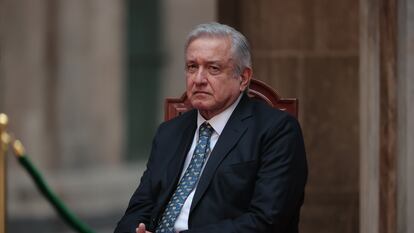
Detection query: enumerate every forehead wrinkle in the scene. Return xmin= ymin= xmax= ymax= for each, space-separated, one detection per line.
xmin=186 ymin=50 xmax=233 ymax=63
xmin=186 ymin=37 xmax=231 ymax=57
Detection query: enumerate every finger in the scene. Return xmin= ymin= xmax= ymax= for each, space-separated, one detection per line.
xmin=136 ymin=223 xmax=146 ymax=233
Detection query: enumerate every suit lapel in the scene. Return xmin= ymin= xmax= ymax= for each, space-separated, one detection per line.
xmin=190 ymin=95 xmax=253 ymax=213
xmin=165 ymin=122 xmax=196 ymax=183
xmin=159 ymin=111 xmax=197 ymax=209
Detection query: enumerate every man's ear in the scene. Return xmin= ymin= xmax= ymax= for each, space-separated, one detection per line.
xmin=239 ymin=67 xmax=252 ymax=92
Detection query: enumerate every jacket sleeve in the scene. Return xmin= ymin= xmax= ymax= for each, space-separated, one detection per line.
xmin=114 ymin=128 xmax=161 ymax=233
xmin=182 ymin=115 xmax=308 ymax=233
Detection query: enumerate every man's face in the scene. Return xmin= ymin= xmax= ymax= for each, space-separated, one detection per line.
xmin=185 ymin=37 xmax=251 ymax=120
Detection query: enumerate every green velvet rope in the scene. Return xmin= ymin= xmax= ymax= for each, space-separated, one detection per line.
xmin=17 ymin=154 xmax=96 ymax=233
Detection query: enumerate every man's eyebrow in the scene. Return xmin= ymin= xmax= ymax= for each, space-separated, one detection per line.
xmin=185 ymin=59 xmax=230 ymax=65
xmin=206 ymin=61 xmax=221 ymax=65
xmin=206 ymin=60 xmax=227 ymax=65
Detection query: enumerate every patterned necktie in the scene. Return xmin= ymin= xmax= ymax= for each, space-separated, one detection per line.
xmin=156 ymin=122 xmax=214 ymax=233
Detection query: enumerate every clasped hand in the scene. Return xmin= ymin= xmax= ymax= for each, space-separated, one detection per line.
xmin=136 ymin=223 xmax=152 ymax=233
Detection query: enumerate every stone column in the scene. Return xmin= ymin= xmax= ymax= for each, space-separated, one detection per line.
xmin=359 ymin=0 xmax=380 ymax=231
xmin=0 ymin=0 xmax=124 ymax=169
xmin=1 ymin=1 xmax=127 ymax=231
xmin=0 ymin=0 xmax=52 ymax=168
xmin=55 ymin=0 xmax=124 ymax=169
xmin=360 ymin=0 xmax=406 ymax=233
xmin=397 ymin=0 xmax=414 ymax=232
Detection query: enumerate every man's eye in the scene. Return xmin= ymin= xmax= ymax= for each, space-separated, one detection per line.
xmin=209 ymin=66 xmax=220 ymax=74
xmin=186 ymin=64 xmax=198 ymax=73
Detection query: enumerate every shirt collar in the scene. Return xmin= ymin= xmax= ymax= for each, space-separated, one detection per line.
xmin=197 ymin=94 xmax=243 ymax=135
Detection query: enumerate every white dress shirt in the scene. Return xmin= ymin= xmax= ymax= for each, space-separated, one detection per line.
xmin=173 ymin=94 xmax=243 ymax=232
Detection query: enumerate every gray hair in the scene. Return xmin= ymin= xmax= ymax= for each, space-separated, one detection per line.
xmin=185 ymin=22 xmax=252 ymax=76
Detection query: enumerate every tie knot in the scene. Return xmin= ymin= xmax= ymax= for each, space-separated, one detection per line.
xmin=199 ymin=122 xmax=214 ymax=137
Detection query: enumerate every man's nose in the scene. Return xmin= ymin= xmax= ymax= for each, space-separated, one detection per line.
xmin=194 ymin=68 xmax=208 ymax=83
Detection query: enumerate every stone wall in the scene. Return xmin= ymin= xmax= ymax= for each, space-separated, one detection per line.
xmin=219 ymin=0 xmax=360 ymax=232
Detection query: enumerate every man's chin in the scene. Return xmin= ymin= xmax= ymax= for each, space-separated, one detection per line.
xmin=190 ymin=101 xmax=211 ymax=111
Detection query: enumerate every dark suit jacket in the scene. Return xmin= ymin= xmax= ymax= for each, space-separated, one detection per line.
xmin=115 ymin=94 xmax=308 ymax=233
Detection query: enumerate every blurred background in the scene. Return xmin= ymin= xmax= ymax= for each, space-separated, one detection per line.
xmin=0 ymin=0 xmax=413 ymax=233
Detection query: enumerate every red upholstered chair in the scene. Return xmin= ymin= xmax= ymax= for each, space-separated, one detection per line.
xmin=164 ymin=78 xmax=298 ymax=121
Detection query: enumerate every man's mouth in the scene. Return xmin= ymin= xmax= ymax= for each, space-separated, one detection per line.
xmin=193 ymin=91 xmax=210 ymax=95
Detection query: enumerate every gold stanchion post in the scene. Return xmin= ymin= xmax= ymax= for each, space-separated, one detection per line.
xmin=0 ymin=113 xmax=10 ymax=233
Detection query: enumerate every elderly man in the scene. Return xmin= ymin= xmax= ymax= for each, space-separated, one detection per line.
xmin=115 ymin=22 xmax=307 ymax=233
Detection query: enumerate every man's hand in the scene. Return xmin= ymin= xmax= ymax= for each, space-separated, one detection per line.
xmin=136 ymin=223 xmax=152 ymax=233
